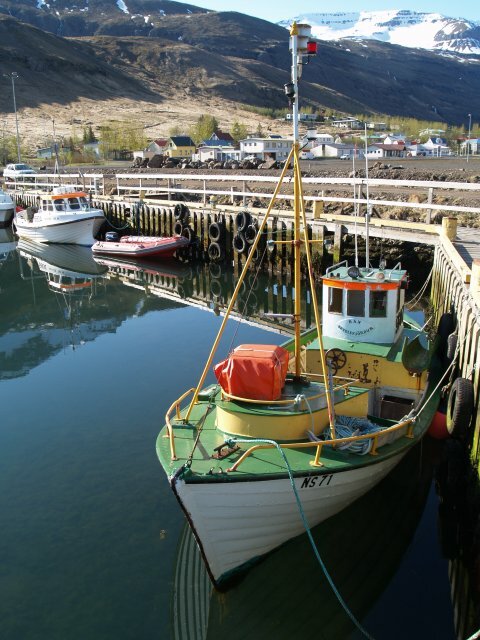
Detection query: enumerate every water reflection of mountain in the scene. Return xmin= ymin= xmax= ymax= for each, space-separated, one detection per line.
xmin=0 ymin=243 xmax=183 ymax=380
xmin=171 ymin=443 xmax=444 ymax=640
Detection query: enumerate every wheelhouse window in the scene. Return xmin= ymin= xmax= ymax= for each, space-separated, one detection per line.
xmin=68 ymin=198 xmax=80 ymax=210
xmin=347 ymin=290 xmax=365 ymax=317
xmin=328 ymin=287 xmax=343 ymax=314
xmin=54 ymin=199 xmax=65 ymax=211
xmin=370 ymin=291 xmax=387 ymax=318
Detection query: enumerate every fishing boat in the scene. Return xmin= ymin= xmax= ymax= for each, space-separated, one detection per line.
xmin=92 ymin=233 xmax=189 ymax=259
xmin=156 ymin=23 xmax=448 ymax=589
xmin=0 ymin=188 xmax=15 ymax=227
xmin=13 ymin=186 xmax=105 ymax=246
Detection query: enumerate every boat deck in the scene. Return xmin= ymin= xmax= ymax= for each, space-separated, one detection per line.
xmin=156 ymin=379 xmax=438 ymax=482
xmin=307 ymin=327 xmax=425 ymax=363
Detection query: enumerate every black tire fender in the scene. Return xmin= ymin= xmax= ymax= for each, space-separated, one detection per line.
xmin=244 ymin=222 xmax=258 ymax=244
xmin=437 ymin=312 xmax=454 ymax=340
xmin=446 ymin=333 xmax=458 ymax=362
xmin=446 ymin=377 xmax=474 ymax=439
xmin=233 ymin=233 xmax=247 ymax=254
xmin=182 ymin=226 xmax=195 ymax=243
xmin=208 ymin=241 xmax=224 ymax=262
xmin=210 ymin=279 xmax=222 ymax=298
xmin=173 ymin=220 xmax=183 ymax=236
xmin=208 ymin=221 xmax=224 ymax=242
xmin=235 ymin=210 xmax=251 ymax=232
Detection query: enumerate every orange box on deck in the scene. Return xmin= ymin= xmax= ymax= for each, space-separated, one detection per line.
xmin=214 ymin=344 xmax=289 ymax=401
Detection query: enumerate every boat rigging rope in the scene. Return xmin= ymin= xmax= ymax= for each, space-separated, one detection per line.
xmin=406 ymin=268 xmax=433 ymax=309
xmin=225 ymin=435 xmax=376 ymax=640
xmin=227 ymin=241 xmax=270 ymax=354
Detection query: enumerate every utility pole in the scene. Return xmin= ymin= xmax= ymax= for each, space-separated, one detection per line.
xmin=467 ymin=113 xmax=472 ymax=163
xmin=3 ymin=72 xmax=21 ymax=162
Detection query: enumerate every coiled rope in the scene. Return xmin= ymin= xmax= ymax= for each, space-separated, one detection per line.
xmin=226 ymin=435 xmax=376 ymax=640
xmin=308 ymin=415 xmax=384 ymax=455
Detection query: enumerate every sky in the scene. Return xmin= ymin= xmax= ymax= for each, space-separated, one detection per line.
xmin=188 ymin=1 xmax=479 ymax=23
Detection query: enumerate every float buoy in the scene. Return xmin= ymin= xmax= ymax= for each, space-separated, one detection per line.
xmin=446 ymin=377 xmax=474 ymax=439
xmin=428 ymin=399 xmax=448 ymax=440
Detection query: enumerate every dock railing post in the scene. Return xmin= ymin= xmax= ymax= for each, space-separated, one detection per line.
xmin=442 ymin=216 xmax=458 ymax=240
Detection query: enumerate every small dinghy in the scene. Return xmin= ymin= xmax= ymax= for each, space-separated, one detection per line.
xmin=92 ymin=232 xmax=190 ymax=259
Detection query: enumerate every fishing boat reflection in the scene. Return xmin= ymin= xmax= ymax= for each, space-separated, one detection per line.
xmin=171 ymin=442 xmax=438 ymax=640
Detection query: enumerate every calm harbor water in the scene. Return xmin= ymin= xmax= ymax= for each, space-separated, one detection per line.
xmin=0 ymin=238 xmax=470 ymax=639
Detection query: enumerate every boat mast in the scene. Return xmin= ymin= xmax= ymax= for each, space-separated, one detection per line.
xmin=364 ymin=124 xmax=370 ymax=268
xmin=291 ymin=23 xmax=302 ymax=377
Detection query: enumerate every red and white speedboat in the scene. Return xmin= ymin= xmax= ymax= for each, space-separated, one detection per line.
xmin=92 ymin=234 xmax=189 ymax=259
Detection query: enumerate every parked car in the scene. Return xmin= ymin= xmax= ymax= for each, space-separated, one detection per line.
xmin=3 ymin=163 xmax=36 ymax=181
xmin=339 ymin=154 xmax=351 ymax=160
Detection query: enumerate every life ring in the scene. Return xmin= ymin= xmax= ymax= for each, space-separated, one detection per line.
xmin=208 ymin=221 xmax=224 ymax=242
xmin=446 ymin=377 xmax=474 ymax=439
xmin=208 ymin=241 xmax=224 ymax=262
xmin=233 ymin=233 xmax=247 ymax=254
xmin=173 ymin=220 xmax=183 ymax=236
xmin=325 ymin=348 xmax=347 ymax=375
xmin=244 ymin=222 xmax=258 ymax=245
xmin=235 ymin=210 xmax=251 ymax=232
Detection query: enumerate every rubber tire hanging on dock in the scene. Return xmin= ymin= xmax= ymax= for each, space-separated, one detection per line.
xmin=244 ymin=222 xmax=258 ymax=245
xmin=233 ymin=233 xmax=247 ymax=254
xmin=208 ymin=221 xmax=224 ymax=242
xmin=446 ymin=334 xmax=458 ymax=362
xmin=174 ymin=203 xmax=189 ymax=222
xmin=173 ymin=220 xmax=183 ymax=236
xmin=182 ymin=226 xmax=195 ymax=243
xmin=437 ymin=313 xmax=455 ymax=340
xmin=208 ymin=241 xmax=224 ymax=262
xmin=235 ymin=210 xmax=251 ymax=232
xmin=446 ymin=377 xmax=474 ymax=439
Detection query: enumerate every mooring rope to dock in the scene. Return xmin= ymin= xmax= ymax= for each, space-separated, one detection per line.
xmin=226 ymin=435 xmax=376 ymax=640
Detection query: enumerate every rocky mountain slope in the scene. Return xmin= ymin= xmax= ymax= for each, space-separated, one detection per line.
xmin=279 ymin=10 xmax=480 ymax=56
xmin=0 ymin=3 xmax=479 ymax=147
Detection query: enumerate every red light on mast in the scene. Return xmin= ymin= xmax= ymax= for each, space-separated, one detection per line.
xmin=307 ymin=41 xmax=317 ymax=55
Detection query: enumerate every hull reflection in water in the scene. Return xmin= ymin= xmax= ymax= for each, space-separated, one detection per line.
xmin=0 ymin=226 xmax=16 ymax=264
xmin=171 ymin=442 xmax=446 ymax=640
xmin=18 ymin=238 xmax=107 ymax=279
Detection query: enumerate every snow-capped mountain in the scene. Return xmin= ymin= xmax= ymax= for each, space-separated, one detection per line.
xmin=279 ymin=10 xmax=480 ymax=55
